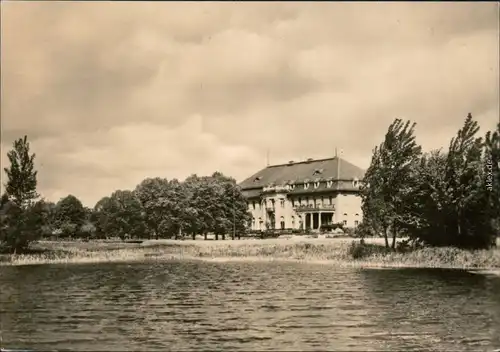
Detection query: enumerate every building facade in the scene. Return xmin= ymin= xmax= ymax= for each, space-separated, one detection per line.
xmin=239 ymin=157 xmax=365 ymax=231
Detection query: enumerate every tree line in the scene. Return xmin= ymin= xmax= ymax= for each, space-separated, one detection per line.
xmin=360 ymin=114 xmax=500 ymax=250
xmin=0 ymin=136 xmax=251 ymax=253
xmin=1 ymin=113 xmax=499 ymax=253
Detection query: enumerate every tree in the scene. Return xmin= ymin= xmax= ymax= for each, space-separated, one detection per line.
xmin=134 ymin=172 xmax=251 ymax=241
xmin=402 ymin=114 xmax=496 ymax=249
xmin=33 ymin=199 xmax=57 ymax=238
xmin=361 ymin=119 xmax=422 ymax=249
xmin=484 ymin=122 xmax=500 ymax=241
xmin=402 ymin=150 xmax=450 ymax=246
xmin=3 ymin=136 xmax=39 ymax=207
xmin=183 ymin=175 xmax=206 ymax=239
xmin=208 ymin=172 xmax=251 ymax=240
xmin=134 ymin=178 xmax=181 ymax=239
xmin=1 ymin=136 xmax=42 ymax=252
xmin=360 ymin=146 xmax=391 ymax=246
xmin=93 ymin=190 xmax=146 ymax=240
xmin=157 ymin=179 xmax=192 ymax=239
xmin=92 ymin=196 xmax=113 ymax=239
xmin=53 ymin=195 xmax=87 ymax=238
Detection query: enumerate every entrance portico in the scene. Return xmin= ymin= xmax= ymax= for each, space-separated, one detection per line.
xmin=296 ymin=205 xmax=335 ymax=231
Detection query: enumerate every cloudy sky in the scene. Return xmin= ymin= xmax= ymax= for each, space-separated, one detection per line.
xmin=1 ymin=2 xmax=499 ymax=207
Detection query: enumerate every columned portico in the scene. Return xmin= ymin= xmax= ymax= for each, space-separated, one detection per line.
xmin=303 ymin=210 xmax=334 ymax=230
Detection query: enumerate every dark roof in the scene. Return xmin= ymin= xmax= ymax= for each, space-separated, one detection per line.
xmin=239 ymin=157 xmax=365 ymax=190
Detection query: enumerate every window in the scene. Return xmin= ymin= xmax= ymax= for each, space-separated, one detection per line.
xmin=290 ymin=184 xmax=295 ymax=190
xmin=280 ymin=199 xmax=285 ymax=208
xmin=291 ymin=216 xmax=295 ymax=228
xmin=354 ymin=220 xmax=359 ymax=227
xmin=252 ymin=201 xmax=256 ymax=210
xmin=304 ymin=182 xmax=310 ymax=190
xmin=258 ymin=217 xmax=263 ymax=229
xmin=314 ymin=182 xmax=319 ymax=188
xmin=252 ymin=218 xmax=256 ymax=228
xmin=298 ymin=197 xmax=302 ymax=205
xmin=321 ymin=196 xmax=324 ymax=205
xmin=343 ymin=220 xmax=347 ymax=226
xmin=280 ymin=216 xmax=285 ymax=230
xmin=254 ymin=176 xmax=262 ymax=182
xmin=327 ymin=180 xmax=333 ymax=188
xmin=292 ymin=199 xmax=295 ymax=207
xmin=353 ymin=178 xmax=359 ymax=188
xmin=329 ymin=196 xmax=333 ymax=205
xmin=343 ymin=213 xmax=348 ymax=216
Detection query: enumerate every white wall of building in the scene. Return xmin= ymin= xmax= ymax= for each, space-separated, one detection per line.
xmin=247 ymin=192 xmax=362 ymax=230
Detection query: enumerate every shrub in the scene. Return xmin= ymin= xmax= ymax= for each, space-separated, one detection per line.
xmin=348 ymin=241 xmax=367 ymax=259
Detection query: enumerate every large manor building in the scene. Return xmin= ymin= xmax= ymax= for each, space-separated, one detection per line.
xmin=239 ymin=157 xmax=365 ymax=231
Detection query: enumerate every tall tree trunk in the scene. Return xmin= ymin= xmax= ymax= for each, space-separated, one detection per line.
xmin=222 ymin=233 xmax=226 ymax=240
xmin=192 ymin=232 xmax=196 ymax=240
xmin=383 ymin=227 xmax=389 ymax=248
xmin=204 ymin=232 xmax=207 ymax=240
xmin=215 ymin=233 xmax=219 ymax=241
xmin=391 ymin=222 xmax=397 ymax=250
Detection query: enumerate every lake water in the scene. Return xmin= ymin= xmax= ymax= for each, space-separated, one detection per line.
xmin=1 ymin=260 xmax=500 ymax=351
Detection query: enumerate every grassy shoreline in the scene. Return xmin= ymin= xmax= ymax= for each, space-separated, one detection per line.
xmin=1 ymin=237 xmax=499 ymax=271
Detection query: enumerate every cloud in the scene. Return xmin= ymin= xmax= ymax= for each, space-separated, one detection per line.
xmin=1 ymin=2 xmax=498 ymax=206
xmin=7 ymin=116 xmax=261 ymax=206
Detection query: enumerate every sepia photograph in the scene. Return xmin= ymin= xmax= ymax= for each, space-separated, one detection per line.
xmin=1 ymin=1 xmax=499 ymax=351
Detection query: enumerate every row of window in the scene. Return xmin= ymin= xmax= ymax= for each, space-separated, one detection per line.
xmin=284 ymin=180 xmax=360 ymax=191
xmin=291 ymin=196 xmax=333 ymax=207
xmin=249 ymin=196 xmax=335 ymax=210
xmin=255 ymin=178 xmax=360 ymax=190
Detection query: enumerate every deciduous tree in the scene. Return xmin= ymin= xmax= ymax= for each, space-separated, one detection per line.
xmin=361 ymin=119 xmax=422 ymax=249
xmin=94 ymin=190 xmax=146 ymax=240
xmin=134 ymin=178 xmax=180 ymax=239
xmin=53 ymin=195 xmax=87 ymax=238
xmin=401 ymin=114 xmax=496 ymax=249
xmin=484 ymin=122 xmax=500 ymax=241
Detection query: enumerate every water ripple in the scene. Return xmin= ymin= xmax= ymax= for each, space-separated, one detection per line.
xmin=1 ymin=261 xmax=499 ymax=351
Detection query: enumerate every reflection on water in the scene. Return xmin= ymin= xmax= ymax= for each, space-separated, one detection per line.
xmin=1 ymin=261 xmax=499 ymax=351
